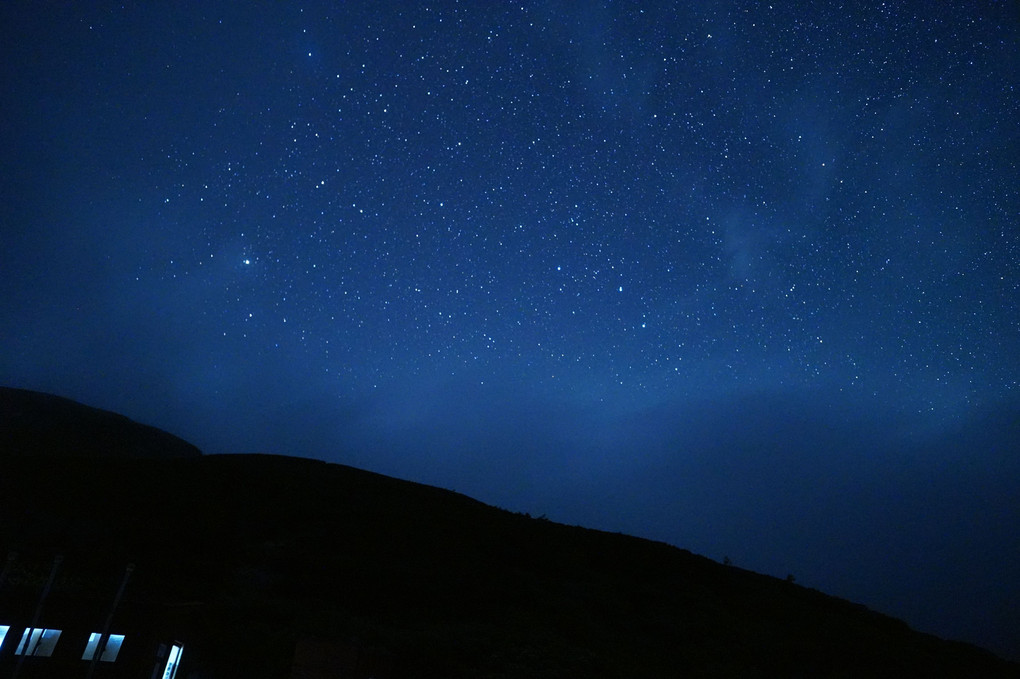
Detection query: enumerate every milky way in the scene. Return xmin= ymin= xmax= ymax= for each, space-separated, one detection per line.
xmin=1 ymin=1 xmax=1017 ymax=659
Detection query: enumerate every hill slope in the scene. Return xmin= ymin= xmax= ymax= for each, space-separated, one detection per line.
xmin=0 ymin=386 xmax=202 ymax=459
xmin=0 ymin=388 xmax=1016 ymax=677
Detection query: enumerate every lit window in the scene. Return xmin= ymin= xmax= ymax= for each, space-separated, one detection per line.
xmin=82 ymin=633 xmax=125 ymax=662
xmin=161 ymin=643 xmax=184 ymax=679
xmin=0 ymin=625 xmax=9 ymax=650
xmin=15 ymin=628 xmax=62 ymax=657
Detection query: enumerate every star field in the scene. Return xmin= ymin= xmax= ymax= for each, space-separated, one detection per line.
xmin=1 ymin=0 xmax=1018 ymax=660
xmin=134 ymin=3 xmax=1015 ymax=409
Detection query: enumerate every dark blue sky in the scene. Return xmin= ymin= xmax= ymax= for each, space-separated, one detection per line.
xmin=2 ymin=0 xmax=1018 ymax=660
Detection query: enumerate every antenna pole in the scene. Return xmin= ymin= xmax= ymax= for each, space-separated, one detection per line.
xmin=86 ymin=563 xmax=134 ymax=679
xmin=12 ymin=554 xmax=62 ymax=679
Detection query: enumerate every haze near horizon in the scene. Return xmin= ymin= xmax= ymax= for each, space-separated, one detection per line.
xmin=1 ymin=0 xmax=1017 ymax=661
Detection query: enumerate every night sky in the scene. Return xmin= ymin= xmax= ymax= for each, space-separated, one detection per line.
xmin=2 ymin=0 xmax=1018 ymax=660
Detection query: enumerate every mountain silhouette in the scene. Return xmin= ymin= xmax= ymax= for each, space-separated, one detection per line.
xmin=0 ymin=386 xmax=202 ymax=460
xmin=0 ymin=387 xmax=1016 ymax=677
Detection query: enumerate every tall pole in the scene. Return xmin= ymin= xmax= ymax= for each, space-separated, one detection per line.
xmin=12 ymin=553 xmax=62 ymax=679
xmin=85 ymin=563 xmax=134 ymax=678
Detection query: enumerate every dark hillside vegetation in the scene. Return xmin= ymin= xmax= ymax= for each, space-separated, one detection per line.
xmin=0 ymin=388 xmax=1017 ymax=677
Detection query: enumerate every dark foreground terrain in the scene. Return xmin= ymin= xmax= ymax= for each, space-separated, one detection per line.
xmin=1 ymin=387 xmax=1017 ymax=677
